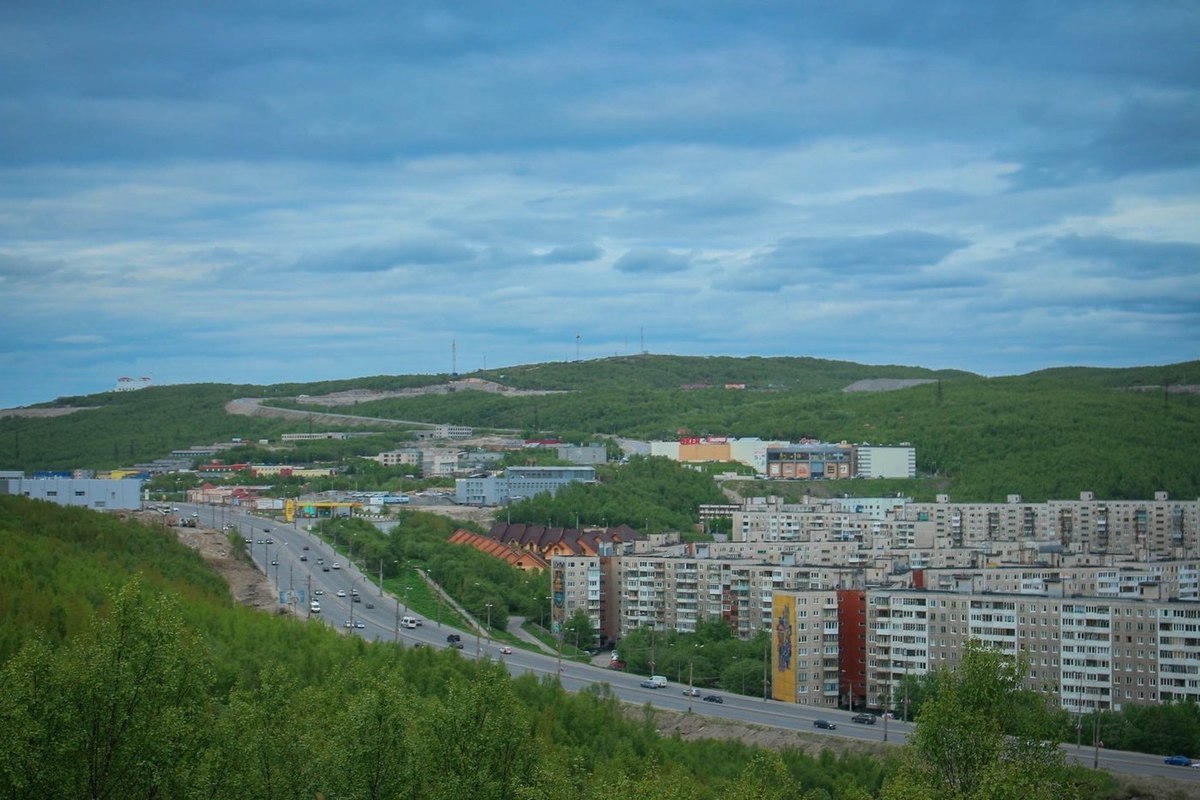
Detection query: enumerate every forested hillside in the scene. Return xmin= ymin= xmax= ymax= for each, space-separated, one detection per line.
xmin=3 ymin=355 xmax=1198 ymax=501
xmin=0 ymin=496 xmax=903 ymax=800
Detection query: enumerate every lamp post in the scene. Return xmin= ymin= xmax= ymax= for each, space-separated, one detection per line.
xmin=762 ymin=626 xmax=770 ymax=702
xmin=378 ymin=558 xmax=385 ymax=596
xmin=486 ymin=602 xmax=493 ymax=646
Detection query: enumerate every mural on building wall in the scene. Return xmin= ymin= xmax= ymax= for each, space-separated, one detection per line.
xmin=772 ymin=595 xmax=796 ymax=702
xmin=552 ymin=565 xmax=565 ymax=633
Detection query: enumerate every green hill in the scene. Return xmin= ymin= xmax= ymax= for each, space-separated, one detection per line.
xmin=0 ymin=495 xmax=898 ymax=800
xmin=2 ymin=355 xmax=1198 ymax=501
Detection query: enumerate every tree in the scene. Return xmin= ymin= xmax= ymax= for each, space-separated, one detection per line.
xmin=0 ymin=580 xmax=214 ymax=800
xmin=562 ymin=608 xmax=597 ymax=651
xmin=881 ymin=642 xmax=1100 ymax=800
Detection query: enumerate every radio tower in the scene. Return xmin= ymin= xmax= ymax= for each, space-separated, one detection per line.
xmin=452 ymin=339 xmax=458 ymax=377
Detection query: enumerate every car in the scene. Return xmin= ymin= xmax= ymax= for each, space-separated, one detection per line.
xmin=313 ymin=589 xmax=323 ymax=596
xmin=448 ymin=641 xmax=464 ymax=649
xmin=256 ymin=539 xmax=265 ymax=544
xmin=1164 ymin=755 xmax=1192 ymax=766
xmin=608 ymin=660 xmax=626 ymax=670
xmin=322 ymin=566 xmax=330 ymax=572
xmin=353 ymin=595 xmax=361 ymax=603
xmin=500 ymin=645 xmax=513 ymax=655
xmin=640 ymin=680 xmax=662 ymax=689
xmin=270 ymin=559 xmax=279 ymax=566
xmin=703 ymin=695 xmax=723 ymax=704
xmin=446 ymin=634 xmax=461 ymax=643
xmin=300 ymin=555 xmax=308 ymax=562
xmin=344 ymin=620 xmax=353 ymax=628
xmin=351 ymin=589 xmax=359 ymax=596
xmin=813 ymin=719 xmax=837 ymax=730
xmin=302 ymin=545 xmax=309 ymax=550
xmin=316 ymin=558 xmax=324 ymax=564
xmin=336 ymin=589 xmax=347 ymax=597
xmin=331 ymin=562 xmax=341 ymax=570
xmin=354 ymin=620 xmax=365 ymax=629
xmin=244 ymin=538 xmax=252 ymax=544
xmin=682 ymin=687 xmax=701 ymax=697
xmin=365 ymin=602 xmax=374 ymax=609
xmin=851 ymin=713 xmax=876 ymax=725
xmin=265 ymin=538 xmax=273 ymax=544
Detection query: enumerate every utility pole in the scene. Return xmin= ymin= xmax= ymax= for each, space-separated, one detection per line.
xmin=378 ymin=558 xmax=384 ymax=596
xmin=394 ymin=596 xmax=400 ymax=643
xmin=486 ymin=603 xmax=493 ymax=646
xmin=762 ymin=630 xmax=769 ymax=702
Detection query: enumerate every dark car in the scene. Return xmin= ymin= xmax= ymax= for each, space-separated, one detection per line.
xmin=447 ymin=633 xmax=461 ymax=643
xmin=851 ymin=713 xmax=876 ymax=725
xmin=703 ymin=695 xmax=723 ymax=704
xmin=300 ymin=555 xmax=307 ymax=562
xmin=448 ymin=641 xmax=464 ymax=650
xmin=1164 ymin=755 xmax=1192 ymax=766
xmin=813 ymin=719 xmax=837 ymax=730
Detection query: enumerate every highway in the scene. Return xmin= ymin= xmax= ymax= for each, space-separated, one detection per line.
xmin=179 ymin=502 xmax=1199 ymax=784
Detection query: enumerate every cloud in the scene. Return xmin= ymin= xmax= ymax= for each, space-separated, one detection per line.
xmin=53 ymin=334 xmax=109 ymax=345
xmin=755 ymin=231 xmax=969 ymax=278
xmin=0 ymin=3 xmax=1197 ymax=407
xmin=294 ymin=240 xmax=477 ymax=273
xmin=613 ymin=248 xmax=694 ymax=274
xmin=539 ymin=242 xmax=603 ymax=263
xmin=1049 ymin=234 xmax=1200 ymax=278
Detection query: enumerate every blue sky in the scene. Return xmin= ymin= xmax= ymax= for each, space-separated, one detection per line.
xmin=2 ymin=1 xmax=1198 ymax=408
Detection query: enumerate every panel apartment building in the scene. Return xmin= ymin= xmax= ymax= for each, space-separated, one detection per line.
xmin=764 ymin=586 xmax=1200 ymax=713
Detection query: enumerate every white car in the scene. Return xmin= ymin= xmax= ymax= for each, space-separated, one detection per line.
xmin=500 ymin=645 xmax=513 ymax=655
xmin=331 ymin=562 xmax=341 ymax=570
xmin=336 ymin=589 xmax=347 ymax=597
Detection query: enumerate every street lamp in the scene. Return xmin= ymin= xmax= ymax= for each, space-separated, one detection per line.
xmin=486 ymin=602 xmax=493 ymax=646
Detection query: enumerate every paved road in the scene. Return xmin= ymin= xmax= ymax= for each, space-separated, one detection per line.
xmin=180 ymin=502 xmax=1200 ymax=784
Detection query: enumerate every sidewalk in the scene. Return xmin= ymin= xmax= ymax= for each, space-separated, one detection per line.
xmin=507 ymin=615 xmax=558 ymax=655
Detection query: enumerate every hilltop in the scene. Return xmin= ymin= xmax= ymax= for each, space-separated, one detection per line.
xmin=1 ymin=354 xmax=1198 ymax=502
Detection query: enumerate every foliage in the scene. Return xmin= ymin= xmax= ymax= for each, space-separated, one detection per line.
xmin=881 ymin=643 xmax=1111 ymax=800
xmin=0 ymin=498 xmax=891 ymax=800
xmin=1087 ymin=701 xmax=1200 ymax=760
xmin=616 ymin=624 xmax=772 ymax=696
xmin=562 ymin=608 xmax=599 ymax=650
xmin=507 ymin=455 xmax=729 ymax=532
xmin=5 ymin=357 xmax=1199 ymax=503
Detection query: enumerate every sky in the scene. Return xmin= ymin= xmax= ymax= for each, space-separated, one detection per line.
xmin=1 ymin=1 xmax=1198 ymax=408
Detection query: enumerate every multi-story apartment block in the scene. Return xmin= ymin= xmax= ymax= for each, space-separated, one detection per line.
xmin=370 ymin=448 xmax=423 ymax=468
xmin=551 ymin=555 xmax=605 ymax=642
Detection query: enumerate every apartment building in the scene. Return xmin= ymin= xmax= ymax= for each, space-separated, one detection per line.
xmin=550 ymin=555 xmax=605 ymax=641
xmin=904 ymin=491 xmax=1199 ymax=557
xmin=370 ymin=448 xmax=423 ymax=468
